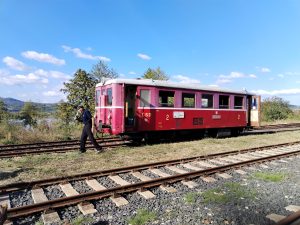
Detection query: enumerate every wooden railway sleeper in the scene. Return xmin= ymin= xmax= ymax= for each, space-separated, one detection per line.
xmin=276 ymin=210 xmax=300 ymax=225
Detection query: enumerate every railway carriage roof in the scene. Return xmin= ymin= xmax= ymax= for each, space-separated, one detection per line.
xmin=96 ymin=78 xmax=254 ymax=95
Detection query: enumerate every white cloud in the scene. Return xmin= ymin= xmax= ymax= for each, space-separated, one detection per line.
xmin=3 ymin=56 xmax=29 ymax=71
xmin=260 ymin=67 xmax=271 ymax=73
xmin=216 ymin=71 xmax=256 ymax=84
xmin=0 ymin=68 xmax=70 ymax=86
xmin=0 ymin=69 xmax=10 ymax=77
xmin=22 ymin=51 xmax=65 ymax=65
xmin=208 ymin=84 xmax=219 ymax=87
xmin=216 ymin=78 xmax=232 ymax=84
xmin=278 ymin=74 xmax=284 ymax=78
xmin=49 ymin=71 xmax=71 ymax=79
xmin=35 ymin=69 xmax=71 ymax=80
xmin=252 ymin=88 xmax=300 ymax=95
xmin=0 ymin=72 xmax=49 ymax=85
xmin=173 ymin=75 xmax=201 ymax=84
xmin=129 ymin=71 xmax=137 ymax=75
xmin=62 ymin=45 xmax=110 ymax=62
xmin=42 ymin=85 xmax=67 ymax=101
xmin=219 ymin=72 xmax=245 ymax=79
xmin=137 ymin=53 xmax=151 ymax=60
xmin=43 ymin=91 xmax=61 ymax=97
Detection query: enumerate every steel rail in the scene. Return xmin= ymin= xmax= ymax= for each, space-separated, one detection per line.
xmin=254 ymin=123 xmax=300 ymax=130
xmin=0 ymin=137 xmax=120 ymax=150
xmin=0 ymin=140 xmax=131 ymax=158
xmin=242 ymin=127 xmax=300 ymax=136
xmin=0 ymin=138 xmax=123 ymax=153
xmin=1 ymin=141 xmax=300 ymax=194
xmin=5 ymin=148 xmax=300 ymax=219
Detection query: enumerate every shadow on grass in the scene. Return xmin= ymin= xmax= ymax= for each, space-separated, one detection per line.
xmin=92 ymin=221 xmax=109 ymax=225
xmin=0 ymin=168 xmax=29 ymax=181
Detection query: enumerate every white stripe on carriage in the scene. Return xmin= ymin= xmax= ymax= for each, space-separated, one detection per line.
xmin=95 ymin=106 xmax=124 ymax=109
xmin=95 ymin=106 xmax=246 ymax=111
xmin=137 ymin=107 xmax=246 ymax=111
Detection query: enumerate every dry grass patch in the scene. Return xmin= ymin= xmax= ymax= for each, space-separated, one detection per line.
xmin=1 ymin=130 xmax=300 ymax=185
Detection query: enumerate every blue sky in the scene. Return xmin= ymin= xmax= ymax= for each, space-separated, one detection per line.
xmin=1 ymin=0 xmax=300 ymax=104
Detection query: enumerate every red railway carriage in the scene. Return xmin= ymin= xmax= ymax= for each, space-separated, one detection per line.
xmin=94 ymin=79 xmax=260 ymax=139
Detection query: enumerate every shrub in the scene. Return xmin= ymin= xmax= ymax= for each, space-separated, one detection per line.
xmin=261 ymin=97 xmax=293 ymax=121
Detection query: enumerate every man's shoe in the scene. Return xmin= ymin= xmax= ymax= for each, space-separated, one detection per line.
xmin=95 ymin=148 xmax=103 ymax=153
xmin=80 ymin=150 xmax=86 ymax=153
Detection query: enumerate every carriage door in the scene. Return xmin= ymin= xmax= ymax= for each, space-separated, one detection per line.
xmin=248 ymin=95 xmax=261 ymax=127
xmin=125 ymin=85 xmax=137 ymax=129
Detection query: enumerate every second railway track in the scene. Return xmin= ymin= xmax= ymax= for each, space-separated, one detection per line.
xmin=1 ymin=122 xmax=300 ymax=159
xmin=0 ymin=137 xmax=131 ymax=158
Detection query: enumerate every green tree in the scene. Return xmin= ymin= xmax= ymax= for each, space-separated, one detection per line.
xmin=261 ymin=96 xmax=293 ymax=121
xmin=0 ymin=100 xmax=8 ymax=122
xmin=19 ymin=102 xmax=38 ymax=126
xmin=55 ymin=101 xmax=74 ymax=126
xmin=61 ymin=69 xmax=96 ymax=110
xmin=142 ymin=67 xmax=169 ymax=80
xmin=90 ymin=60 xmax=118 ymax=83
xmin=55 ymin=101 xmax=75 ymax=138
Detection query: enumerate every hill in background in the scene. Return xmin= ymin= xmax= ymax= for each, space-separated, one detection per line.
xmin=0 ymin=97 xmax=57 ymax=112
xmin=289 ymin=104 xmax=300 ymax=110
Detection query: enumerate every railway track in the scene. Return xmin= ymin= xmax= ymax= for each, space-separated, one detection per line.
xmin=0 ymin=141 xmax=299 ymax=224
xmin=0 ymin=122 xmax=300 ymax=159
xmin=253 ymin=122 xmax=300 ymax=130
xmin=0 ymin=137 xmax=131 ymax=158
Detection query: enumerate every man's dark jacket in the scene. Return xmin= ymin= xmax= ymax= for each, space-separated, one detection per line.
xmin=82 ymin=109 xmax=92 ymax=125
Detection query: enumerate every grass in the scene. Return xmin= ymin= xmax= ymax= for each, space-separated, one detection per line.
xmin=127 ymin=209 xmax=157 ymax=225
xmin=183 ymin=192 xmax=201 ymax=204
xmin=1 ymin=130 xmax=300 ymax=186
xmin=0 ymin=121 xmax=82 ymax=145
xmin=71 ymin=216 xmax=94 ymax=225
xmin=252 ymin=171 xmax=287 ymax=182
xmin=35 ymin=221 xmax=43 ymax=225
xmin=201 ymin=182 xmax=256 ymax=204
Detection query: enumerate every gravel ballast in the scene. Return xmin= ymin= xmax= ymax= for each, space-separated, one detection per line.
xmin=11 ymin=154 xmax=300 ymax=225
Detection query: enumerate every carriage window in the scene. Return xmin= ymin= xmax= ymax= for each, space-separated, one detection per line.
xmin=234 ymin=96 xmax=243 ymax=109
xmin=201 ymin=94 xmax=213 ymax=108
xmin=182 ymin=93 xmax=195 ymax=108
xmin=140 ymin=90 xmax=150 ymax=107
xmin=106 ymin=88 xmax=112 ymax=106
xmin=219 ymin=95 xmax=229 ymax=109
xmin=159 ymin=90 xmax=174 ymax=107
xmin=95 ymin=90 xmax=101 ymax=107
xmin=252 ymin=97 xmax=257 ymax=109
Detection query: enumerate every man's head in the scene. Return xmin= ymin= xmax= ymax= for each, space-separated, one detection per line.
xmin=78 ymin=105 xmax=84 ymax=113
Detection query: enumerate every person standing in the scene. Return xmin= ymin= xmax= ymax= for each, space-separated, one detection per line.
xmin=77 ymin=105 xmax=103 ymax=153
